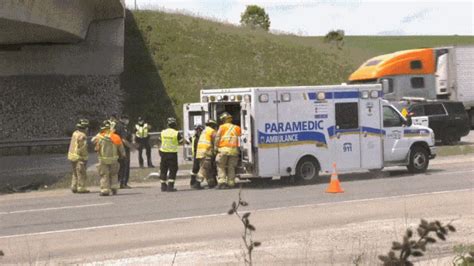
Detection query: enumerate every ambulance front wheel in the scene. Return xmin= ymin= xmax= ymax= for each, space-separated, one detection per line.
xmin=407 ymin=146 xmax=429 ymax=174
xmin=295 ymin=156 xmax=320 ymax=183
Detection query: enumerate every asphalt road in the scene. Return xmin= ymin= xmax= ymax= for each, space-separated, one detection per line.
xmin=1 ymin=130 xmax=473 ymax=192
xmin=0 ymin=159 xmax=472 ymax=264
xmin=0 ymin=146 xmax=190 ymax=192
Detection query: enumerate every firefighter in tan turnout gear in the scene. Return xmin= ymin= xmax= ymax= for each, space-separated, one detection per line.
xmin=93 ymin=120 xmax=126 ymax=196
xmin=214 ymin=112 xmax=241 ymax=189
xmin=196 ymin=119 xmax=218 ymax=189
xmin=68 ymin=119 xmax=90 ymax=193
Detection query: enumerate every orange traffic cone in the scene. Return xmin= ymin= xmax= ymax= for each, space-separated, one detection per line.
xmin=326 ymin=163 xmax=344 ymax=193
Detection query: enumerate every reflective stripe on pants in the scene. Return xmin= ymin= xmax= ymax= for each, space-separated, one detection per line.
xmin=216 ymin=154 xmax=239 ymax=186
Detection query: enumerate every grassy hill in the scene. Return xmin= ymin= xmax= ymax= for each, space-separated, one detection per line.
xmin=121 ymin=10 xmax=474 ymax=129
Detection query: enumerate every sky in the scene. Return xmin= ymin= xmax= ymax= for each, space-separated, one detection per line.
xmin=124 ymin=0 xmax=474 ymax=36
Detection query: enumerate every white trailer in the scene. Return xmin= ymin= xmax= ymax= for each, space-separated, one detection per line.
xmin=446 ymin=46 xmax=474 ymax=116
xmin=183 ymin=84 xmax=436 ymax=181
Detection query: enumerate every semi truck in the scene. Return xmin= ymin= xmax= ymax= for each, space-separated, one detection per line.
xmin=348 ymin=46 xmax=474 ymax=126
xmin=182 ymin=84 xmax=436 ymax=182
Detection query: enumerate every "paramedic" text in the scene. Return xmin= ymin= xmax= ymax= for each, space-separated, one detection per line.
xmin=264 ymin=120 xmax=324 ymax=133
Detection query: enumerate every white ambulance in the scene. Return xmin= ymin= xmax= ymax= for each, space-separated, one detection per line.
xmin=183 ymin=84 xmax=436 ymax=182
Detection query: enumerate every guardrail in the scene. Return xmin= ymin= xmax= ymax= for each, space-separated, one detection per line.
xmin=0 ymin=132 xmax=164 ymax=155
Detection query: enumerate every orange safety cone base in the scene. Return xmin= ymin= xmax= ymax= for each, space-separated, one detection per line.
xmin=326 ymin=162 xmax=344 ymax=193
xmin=326 ymin=178 xmax=344 ymax=193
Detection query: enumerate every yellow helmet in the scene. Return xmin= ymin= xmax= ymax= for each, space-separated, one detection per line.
xmin=219 ymin=112 xmax=232 ymax=122
xmin=76 ymin=118 xmax=89 ymax=129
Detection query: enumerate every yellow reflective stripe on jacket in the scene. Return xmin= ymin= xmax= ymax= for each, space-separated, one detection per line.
xmin=68 ymin=130 xmax=88 ymax=161
xmin=98 ymin=133 xmax=119 ymax=164
xmin=160 ymin=128 xmax=179 ymax=153
xmin=196 ymin=126 xmax=215 ymax=159
xmin=218 ymin=124 xmax=240 ymax=148
xmin=135 ymin=124 xmax=149 ymax=138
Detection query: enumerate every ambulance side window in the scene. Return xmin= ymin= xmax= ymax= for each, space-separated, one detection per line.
xmin=383 ymin=106 xmax=403 ymax=127
xmin=335 ymin=102 xmax=358 ymax=129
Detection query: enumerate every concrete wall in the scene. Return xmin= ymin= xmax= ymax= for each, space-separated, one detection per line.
xmin=0 ymin=2 xmax=125 ymax=141
xmin=0 ymin=18 xmax=124 ymax=75
xmin=0 ymin=0 xmax=125 ymax=44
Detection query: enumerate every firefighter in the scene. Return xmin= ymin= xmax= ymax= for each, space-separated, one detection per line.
xmin=196 ymin=119 xmax=218 ymax=189
xmin=93 ymin=120 xmax=126 ymax=196
xmin=159 ymin=117 xmax=183 ymax=192
xmin=214 ymin=112 xmax=241 ymax=189
xmin=189 ymin=124 xmax=204 ymax=189
xmin=133 ymin=117 xmax=154 ymax=168
xmin=68 ymin=118 xmax=90 ymax=193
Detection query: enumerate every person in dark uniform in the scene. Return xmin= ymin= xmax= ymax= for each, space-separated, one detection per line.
xmin=189 ymin=124 xmax=204 ymax=189
xmin=115 ymin=114 xmax=133 ymax=189
xmin=133 ymin=117 xmax=154 ymax=168
xmin=159 ymin=117 xmax=183 ymax=192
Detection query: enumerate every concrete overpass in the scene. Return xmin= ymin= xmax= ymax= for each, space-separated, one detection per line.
xmin=0 ymin=0 xmax=125 ymax=140
xmin=0 ymin=0 xmax=125 ymax=44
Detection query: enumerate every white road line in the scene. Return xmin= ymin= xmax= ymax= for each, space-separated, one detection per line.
xmin=0 ymin=203 xmax=113 ymax=215
xmin=0 ymin=188 xmax=471 ymax=240
xmin=256 ymin=188 xmax=473 ymax=213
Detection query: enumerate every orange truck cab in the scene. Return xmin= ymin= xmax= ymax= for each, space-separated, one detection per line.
xmin=349 ymin=46 xmax=474 ymax=127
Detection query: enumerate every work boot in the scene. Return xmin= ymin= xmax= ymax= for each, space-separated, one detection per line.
xmin=167 ymin=182 xmax=177 ymax=192
xmin=148 ymin=163 xmax=155 ymax=168
xmin=120 ymin=183 xmax=125 ymax=189
xmin=122 ymin=184 xmax=132 ymax=189
xmin=100 ymin=191 xmax=110 ymax=196
xmin=161 ymin=183 xmax=168 ymax=192
xmin=77 ymin=188 xmax=90 ymax=193
xmin=207 ymin=178 xmax=217 ymax=189
xmin=71 ymin=187 xmax=78 ymax=193
xmin=111 ymin=188 xmax=118 ymax=195
xmin=190 ymin=175 xmax=197 ymax=188
xmin=191 ymin=181 xmax=202 ymax=190
xmin=216 ymin=183 xmax=227 ymax=190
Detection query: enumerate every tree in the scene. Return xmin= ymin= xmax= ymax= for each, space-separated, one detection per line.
xmin=324 ymin=29 xmax=345 ymax=49
xmin=240 ymin=5 xmax=270 ymax=31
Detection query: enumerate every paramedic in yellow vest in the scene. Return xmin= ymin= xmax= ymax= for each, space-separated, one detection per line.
xmin=93 ymin=120 xmax=126 ymax=196
xmin=133 ymin=117 xmax=154 ymax=168
xmin=196 ymin=119 xmax=218 ymax=189
xmin=68 ymin=118 xmax=90 ymax=193
xmin=159 ymin=117 xmax=183 ymax=192
xmin=214 ymin=112 xmax=241 ymax=189
xmin=189 ymin=124 xmax=204 ymax=189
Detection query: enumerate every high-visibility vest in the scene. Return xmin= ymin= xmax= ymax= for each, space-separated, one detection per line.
xmin=216 ymin=123 xmax=241 ymax=155
xmin=96 ymin=132 xmax=122 ymax=164
xmin=196 ymin=126 xmax=216 ymax=159
xmin=135 ymin=123 xmax=149 ymax=138
xmin=160 ymin=128 xmax=179 ymax=153
xmin=68 ymin=130 xmax=88 ymax=161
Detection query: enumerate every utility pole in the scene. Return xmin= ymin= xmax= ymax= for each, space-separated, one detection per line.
xmin=134 ymin=0 xmax=137 ymax=10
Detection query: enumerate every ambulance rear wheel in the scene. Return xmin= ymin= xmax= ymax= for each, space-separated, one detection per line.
xmin=407 ymin=146 xmax=429 ymax=174
xmin=295 ymin=156 xmax=320 ymax=183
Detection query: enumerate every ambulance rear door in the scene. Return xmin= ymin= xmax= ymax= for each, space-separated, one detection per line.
xmin=183 ymin=103 xmax=209 ymax=161
xmin=240 ymin=101 xmax=253 ymax=166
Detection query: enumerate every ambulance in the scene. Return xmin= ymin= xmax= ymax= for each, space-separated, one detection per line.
xmin=183 ymin=84 xmax=436 ymax=182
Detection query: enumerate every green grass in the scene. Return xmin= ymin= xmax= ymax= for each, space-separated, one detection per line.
xmin=437 ymin=145 xmax=474 ymax=156
xmin=122 ymin=10 xmax=474 ymax=128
